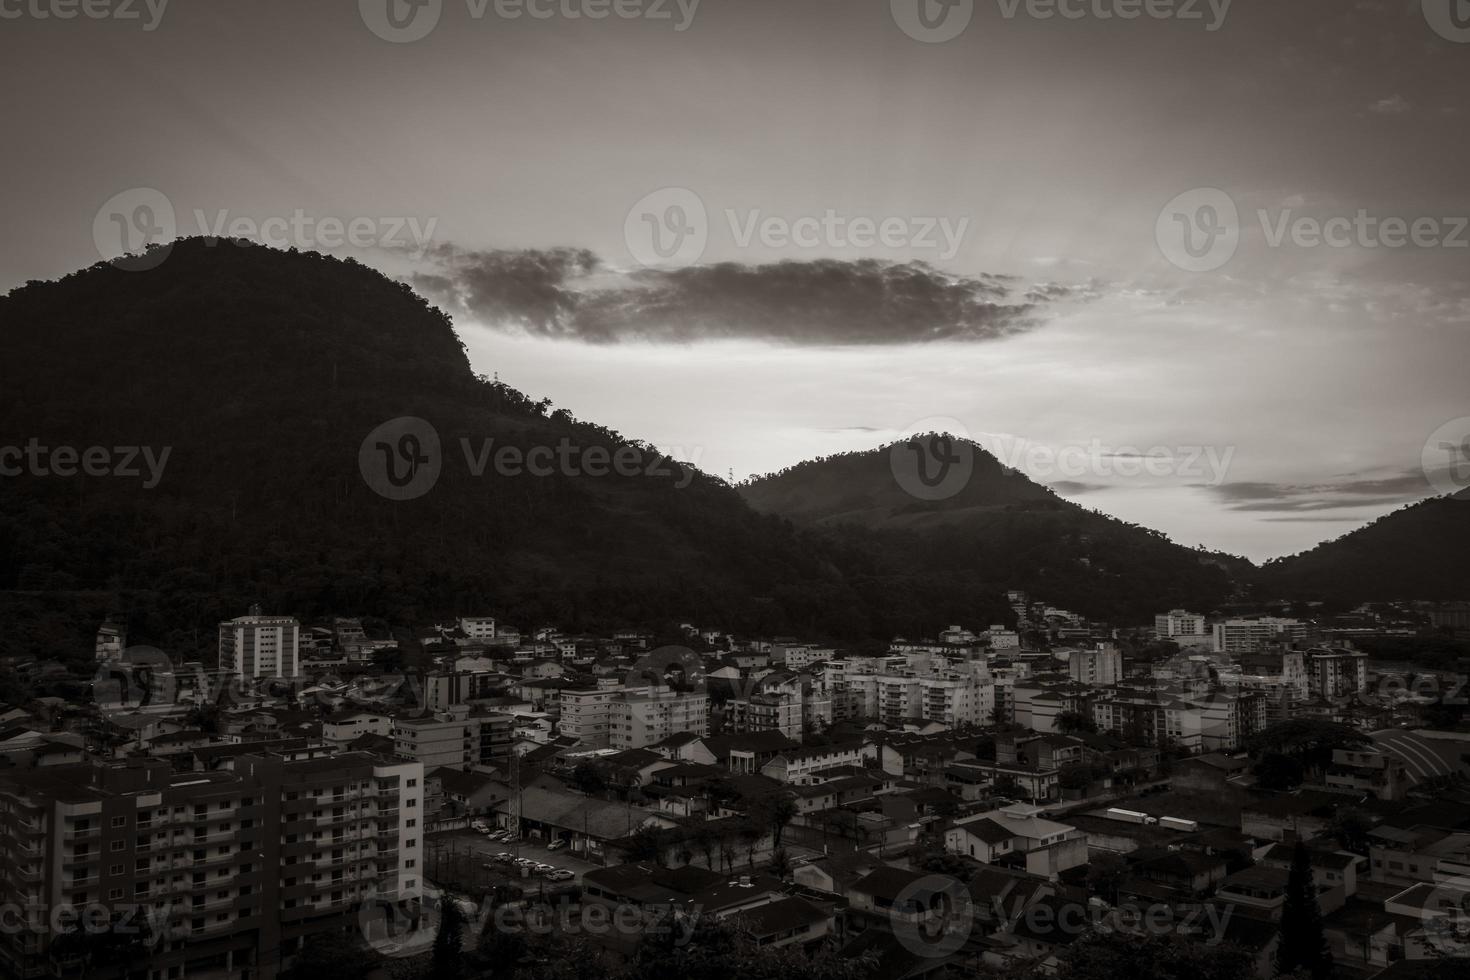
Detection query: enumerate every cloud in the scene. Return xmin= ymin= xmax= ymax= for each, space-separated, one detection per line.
xmin=1048 ymin=480 xmax=1107 ymax=495
xmin=1369 ymin=95 xmax=1411 ymax=115
xmin=1198 ymin=470 xmax=1434 ymax=512
xmin=407 ymin=245 xmax=1088 ymax=346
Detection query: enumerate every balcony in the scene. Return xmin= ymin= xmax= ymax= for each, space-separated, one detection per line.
xmin=63 ymin=827 xmax=100 ymax=841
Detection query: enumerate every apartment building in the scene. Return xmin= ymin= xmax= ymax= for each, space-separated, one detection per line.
xmin=392 ymin=708 xmax=512 ymax=771
xmin=0 ymin=752 xmax=421 ymax=980
xmin=727 ymin=691 xmax=803 ymax=740
xmin=1091 ymin=691 xmax=1205 ymax=752
xmin=557 ymin=688 xmax=624 ymax=748
xmin=985 ymin=626 xmax=1020 ymax=650
xmin=218 ymin=606 xmax=299 ymax=679
xmin=1369 ymin=825 xmax=1470 ymax=889
xmin=423 ymin=670 xmax=503 ymax=713
xmin=609 ymin=688 xmax=709 ymax=751
xmin=1155 ymin=609 xmax=1207 ymax=639
xmin=1307 ymin=648 xmax=1370 ymax=699
xmin=1213 ymin=618 xmax=1307 ymax=654
xmin=1313 ymin=747 xmax=1410 ymax=801
xmin=1193 ymin=691 xmax=1268 ymax=752
xmin=457 ymin=616 xmax=497 ymax=640
xmin=1237 ymin=649 xmax=1310 ymax=721
xmin=759 ymin=740 xmax=867 ymax=785
xmin=824 ymin=658 xmax=993 ymax=729
xmin=1066 ymin=646 xmax=1122 ymax=687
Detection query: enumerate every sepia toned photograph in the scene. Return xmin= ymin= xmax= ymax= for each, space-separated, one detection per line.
xmin=0 ymin=2 xmax=1468 ymax=979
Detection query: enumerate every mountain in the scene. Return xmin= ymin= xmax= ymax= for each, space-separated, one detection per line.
xmin=0 ymin=240 xmax=1248 ymax=664
xmin=0 ymin=240 xmax=891 ymax=661
xmin=1256 ymin=492 xmax=1470 ymax=603
xmin=739 ymin=444 xmax=1248 ymax=623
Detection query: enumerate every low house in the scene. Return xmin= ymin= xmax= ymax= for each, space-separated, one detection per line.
xmin=944 ymin=804 xmax=1088 ymax=879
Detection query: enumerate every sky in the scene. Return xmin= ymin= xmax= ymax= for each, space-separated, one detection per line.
xmin=3 ymin=0 xmax=1468 ymax=562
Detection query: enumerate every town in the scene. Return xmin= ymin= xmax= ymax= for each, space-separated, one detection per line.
xmin=1 ymin=596 xmax=1466 ymax=980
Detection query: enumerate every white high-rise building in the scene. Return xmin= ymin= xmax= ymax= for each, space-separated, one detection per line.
xmin=1155 ymin=609 xmax=1207 ymax=638
xmin=1067 ymin=645 xmax=1122 ymax=686
xmin=1213 ymin=617 xmax=1306 ymax=654
xmin=218 ymin=605 xmax=300 ymax=678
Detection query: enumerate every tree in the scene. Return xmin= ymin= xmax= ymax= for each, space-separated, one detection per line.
xmin=571 ymin=761 xmax=608 ymax=797
xmin=624 ymin=825 xmax=666 ymax=864
xmin=1056 ymin=931 xmax=1255 ymax=980
xmin=1084 ymin=851 xmax=1127 ymax=905
xmin=1326 ymin=806 xmax=1374 ymax=854
xmin=768 ymin=846 xmax=792 ymax=879
xmin=1059 ymin=764 xmax=1103 ymax=793
xmin=1254 ymin=752 xmax=1305 ymax=791
xmin=1275 ymin=841 xmax=1334 ymax=980
xmin=1058 ymin=711 xmax=1099 ymax=735
xmin=283 ymin=929 xmax=378 ymax=980
xmin=739 ymin=820 xmax=763 ymax=868
xmin=763 ymin=796 xmax=798 ymax=848
xmin=1249 ymin=720 xmax=1370 ymax=776
xmin=432 ymin=899 xmax=466 ymax=980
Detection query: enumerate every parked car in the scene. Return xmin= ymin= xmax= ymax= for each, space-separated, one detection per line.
xmin=513 ymin=858 xmax=536 ymax=868
xmin=470 ymin=821 xmax=490 ymax=834
xmin=494 ymin=852 xmax=515 ymax=863
xmin=546 ymin=839 xmax=568 ymax=851
xmin=546 ymin=870 xmax=575 ymax=882
xmin=533 ymin=863 xmax=556 ymax=875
